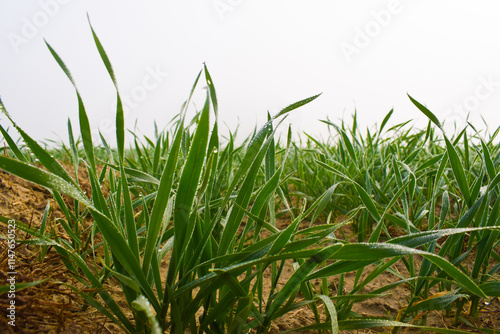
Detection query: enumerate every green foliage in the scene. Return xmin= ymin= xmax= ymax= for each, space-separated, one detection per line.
xmin=0 ymin=24 xmax=499 ymax=334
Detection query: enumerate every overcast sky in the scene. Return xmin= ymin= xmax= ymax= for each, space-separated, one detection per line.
xmin=1 ymin=0 xmax=500 ymax=146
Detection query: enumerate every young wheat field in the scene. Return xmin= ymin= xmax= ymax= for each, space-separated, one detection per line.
xmin=1 ymin=22 xmax=500 ymax=334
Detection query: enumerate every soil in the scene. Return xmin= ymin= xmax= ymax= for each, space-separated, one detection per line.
xmin=0 ymin=167 xmax=499 ymax=333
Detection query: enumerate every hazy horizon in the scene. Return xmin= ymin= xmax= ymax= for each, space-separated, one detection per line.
xmin=2 ymin=1 xmax=500 ymax=147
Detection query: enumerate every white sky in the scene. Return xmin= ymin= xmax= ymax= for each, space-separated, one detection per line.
xmin=1 ymin=0 xmax=500 ymax=146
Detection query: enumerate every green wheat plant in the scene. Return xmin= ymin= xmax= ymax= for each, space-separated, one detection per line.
xmin=0 ymin=19 xmax=499 ymax=334
xmin=282 ymin=96 xmax=500 ymax=331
